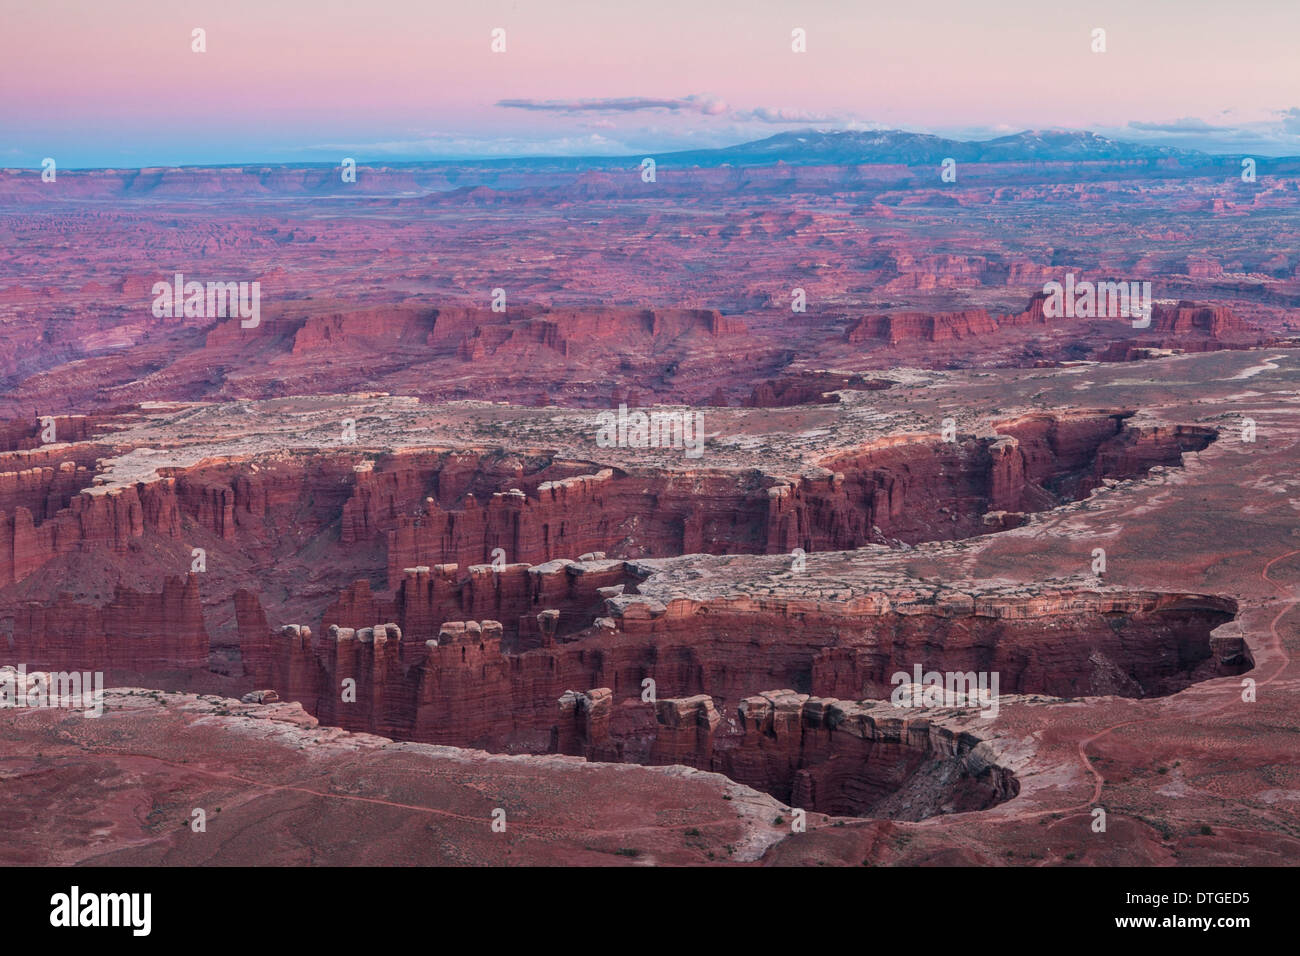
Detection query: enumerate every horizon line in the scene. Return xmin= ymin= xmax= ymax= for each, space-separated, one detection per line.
xmin=7 ymin=126 xmax=1300 ymax=173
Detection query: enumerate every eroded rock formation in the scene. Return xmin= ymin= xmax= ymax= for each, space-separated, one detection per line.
xmin=7 ymin=573 xmax=209 ymax=671
xmin=555 ymin=687 xmax=1020 ymax=820
xmin=234 ymin=575 xmax=1244 ymax=756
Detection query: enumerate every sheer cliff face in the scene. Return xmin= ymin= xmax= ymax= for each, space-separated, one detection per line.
xmin=10 ymin=574 xmax=209 ymax=671
xmin=2 ymin=295 xmax=1264 ymax=418
xmin=556 ymin=689 xmax=1021 ymax=820
xmin=843 ymin=301 xmax=1255 ymax=351
xmin=234 ymin=580 xmax=1243 ymax=758
xmin=1 ymin=408 xmax=1216 ymax=677
xmin=0 ymin=373 xmax=1274 ymax=842
xmin=0 ymin=393 xmax=1246 ymax=828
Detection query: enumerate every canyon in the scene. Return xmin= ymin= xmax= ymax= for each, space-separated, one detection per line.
xmin=2 ymin=146 xmax=1299 ymax=866
xmin=3 ymin=153 xmax=1296 ymax=416
xmin=0 ymin=385 xmax=1259 ymax=828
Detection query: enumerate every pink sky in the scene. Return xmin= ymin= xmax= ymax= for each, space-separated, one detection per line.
xmin=4 ymin=0 xmax=1298 ymax=165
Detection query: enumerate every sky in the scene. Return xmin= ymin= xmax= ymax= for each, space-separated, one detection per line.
xmin=3 ymin=0 xmax=1299 ymax=167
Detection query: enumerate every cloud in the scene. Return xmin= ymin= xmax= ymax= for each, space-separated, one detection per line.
xmin=495 ymin=96 xmax=863 ymax=127
xmin=1128 ymin=117 xmax=1223 ymax=133
xmin=1104 ymin=114 xmax=1300 ymax=156
xmin=737 ymin=106 xmax=846 ymax=125
xmin=301 ymin=131 xmax=637 ymax=159
xmin=494 ymin=95 xmax=886 ymax=145
xmin=497 ymin=95 xmax=728 ymax=116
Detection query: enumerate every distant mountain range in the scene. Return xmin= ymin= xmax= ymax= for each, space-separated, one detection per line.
xmin=656 ymin=128 xmax=1218 ymax=167
xmin=4 ymin=128 xmax=1284 ymax=182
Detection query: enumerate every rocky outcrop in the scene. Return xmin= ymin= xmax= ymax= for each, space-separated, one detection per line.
xmin=381 ymin=466 xmax=773 ymax=580
xmin=996 ymin=412 xmax=1215 ymax=501
xmin=767 ymin=411 xmax=1214 ymax=549
xmin=0 ymin=404 xmax=1223 ymax=695
xmin=331 ymin=411 xmax=1219 ymax=584
xmin=552 ymin=687 xmax=614 ymax=757
xmin=290 ymin=306 xmax=438 ymax=355
xmin=0 ymin=452 xmax=103 ymax=522
xmin=743 ymin=372 xmax=893 ymax=407
xmin=1090 ymin=302 xmax=1266 ymax=362
xmin=0 ymin=417 xmax=106 ymax=452
xmin=555 ymin=688 xmax=1019 ymax=819
xmin=845 ymin=297 xmax=1262 ymax=358
xmin=236 ymin=578 xmax=1242 ymax=756
xmin=308 ymin=558 xmax=629 ymax=655
xmin=8 ymin=573 xmax=209 ymax=671
xmin=0 ymin=406 xmax=1206 ymax=593
xmin=0 ymin=482 xmax=182 ymax=587
xmin=1148 ymin=301 xmax=1250 ymax=336
xmin=848 ymin=310 xmax=1002 ymax=344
